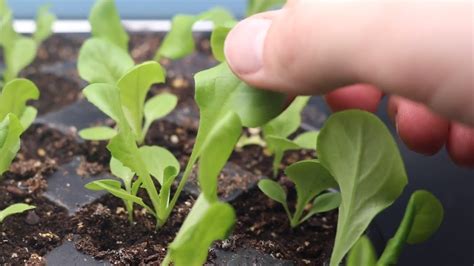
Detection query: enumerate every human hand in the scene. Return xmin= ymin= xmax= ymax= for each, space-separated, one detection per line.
xmin=224 ymin=0 xmax=474 ymax=167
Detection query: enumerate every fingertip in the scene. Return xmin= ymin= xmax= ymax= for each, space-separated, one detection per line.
xmin=447 ymin=123 xmax=474 ymax=168
xmin=325 ymin=84 xmax=383 ymax=113
xmin=394 ymin=99 xmax=450 ymax=155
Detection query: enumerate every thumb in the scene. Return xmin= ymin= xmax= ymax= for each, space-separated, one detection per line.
xmin=224 ymin=1 xmax=473 ymax=125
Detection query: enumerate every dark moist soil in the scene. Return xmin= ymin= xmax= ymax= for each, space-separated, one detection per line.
xmin=72 ymin=193 xmax=194 ymax=264
xmin=214 ymin=189 xmax=337 ymax=265
xmin=0 ymin=164 xmax=69 ymax=264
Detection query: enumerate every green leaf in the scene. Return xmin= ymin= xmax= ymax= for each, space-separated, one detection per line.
xmin=210 ymin=23 xmax=235 ymax=62
xmin=0 ymin=78 xmax=40 ymax=121
xmin=285 ymin=160 xmax=338 ymax=226
xmin=155 ymin=7 xmax=234 ymax=60
xmin=301 ymin=191 xmax=341 ymax=223
xmin=166 ymin=195 xmax=235 ymax=266
xmin=89 ymin=0 xmax=129 ymax=51
xmin=110 ymin=157 xmax=135 ymax=190
xmin=198 ymin=112 xmax=242 ymax=201
xmin=78 ymin=38 xmax=134 ymax=84
xmin=0 ymin=114 xmax=24 ymax=176
xmin=33 ymin=5 xmax=56 ymax=44
xmin=318 ymin=110 xmax=408 ymax=266
xmin=143 ymin=92 xmax=178 ymax=140
xmin=0 ymin=203 xmax=35 ymax=223
xmin=347 ymin=235 xmax=377 ymax=266
xmin=378 ymin=190 xmax=444 ymax=265
xmin=118 ymin=61 xmax=166 ymax=141
xmin=257 ymin=179 xmax=287 ymax=206
xmin=79 ymin=126 xmax=117 ymax=141
xmin=3 ymin=37 xmax=37 ymax=82
xmin=293 ymin=130 xmax=319 ymax=149
xmin=85 ymin=179 xmax=153 ymax=215
xmin=138 ymin=145 xmax=180 ymax=185
xmin=0 ymin=0 xmax=9 ymax=16
xmin=0 ymin=11 xmax=17 ymax=50
xmin=82 ymin=83 xmax=125 ymax=124
xmin=246 ymin=0 xmax=286 ymax=16
xmin=19 ymin=106 xmax=37 ymax=129
xmin=263 ymin=96 xmax=310 ymax=139
xmin=155 ymin=15 xmax=196 ymax=60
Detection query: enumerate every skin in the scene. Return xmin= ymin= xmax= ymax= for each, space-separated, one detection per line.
xmin=224 ymin=0 xmax=474 ymax=167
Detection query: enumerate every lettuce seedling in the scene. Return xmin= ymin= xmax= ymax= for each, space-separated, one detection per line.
xmin=0 ymin=203 xmax=35 ymax=223
xmin=0 ymin=0 xmax=55 ymax=84
xmin=85 ymin=91 xmax=180 ymax=227
xmin=154 ymin=8 xmax=235 ymax=61
xmin=0 ymin=79 xmax=39 ymax=177
xmin=316 ymin=110 xmax=408 ymax=266
xmin=258 ymin=160 xmax=340 ymax=227
xmin=347 ymin=190 xmax=444 ymax=266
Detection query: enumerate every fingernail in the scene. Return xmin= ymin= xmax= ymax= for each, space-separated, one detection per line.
xmin=224 ymin=18 xmax=271 ymax=75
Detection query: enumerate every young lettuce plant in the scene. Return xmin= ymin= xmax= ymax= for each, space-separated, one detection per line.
xmin=258 ymin=160 xmax=340 ymax=228
xmin=77 ymin=0 xmax=177 ymax=144
xmin=315 ymin=110 xmax=408 ymax=266
xmin=0 ymin=203 xmax=35 ymax=223
xmin=0 ymin=0 xmax=55 ymax=85
xmin=0 ymin=79 xmax=39 ymax=177
xmin=83 ymin=83 xmax=180 ymax=228
xmin=347 ymin=190 xmax=444 ymax=266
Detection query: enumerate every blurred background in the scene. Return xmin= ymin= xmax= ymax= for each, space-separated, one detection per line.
xmin=9 ymin=1 xmax=474 ymax=265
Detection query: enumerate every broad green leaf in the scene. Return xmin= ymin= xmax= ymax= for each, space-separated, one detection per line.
xmin=78 ymin=38 xmax=134 ymax=84
xmin=143 ymin=93 xmax=178 ymax=137
xmin=0 ymin=78 xmax=39 ymax=121
xmin=155 ymin=7 xmax=234 ymax=60
xmin=118 ymin=61 xmax=165 ymax=141
xmin=0 ymin=11 xmax=16 ymax=49
xmin=166 ymin=195 xmax=235 ymax=266
xmin=0 ymin=203 xmax=35 ymax=223
xmin=4 ymin=37 xmax=37 ymax=82
xmin=247 ymin=0 xmax=286 ymax=16
xmin=155 ymin=15 xmax=196 ymax=60
xmin=110 ymin=157 xmax=134 ymax=190
xmin=210 ymin=23 xmax=235 ymax=62
xmin=19 ymin=106 xmax=37 ymax=129
xmin=378 ymin=190 xmax=444 ymax=265
xmin=347 ymin=235 xmax=377 ymax=266
xmin=138 ymin=145 xmax=179 ymax=185
xmin=318 ymin=110 xmax=408 ymax=266
xmin=89 ymin=0 xmax=129 ymax=51
xmin=33 ymin=5 xmax=56 ymax=44
xmin=257 ymin=179 xmax=287 ymax=205
xmin=82 ymin=83 xmax=125 ymax=124
xmin=293 ymin=130 xmax=319 ymax=149
xmin=263 ymin=96 xmax=310 ymax=139
xmin=301 ymin=191 xmax=341 ymax=223
xmin=79 ymin=126 xmax=117 ymax=141
xmin=0 ymin=114 xmax=23 ymax=176
xmin=285 ymin=160 xmax=338 ymax=226
xmin=198 ymin=112 xmax=242 ymax=201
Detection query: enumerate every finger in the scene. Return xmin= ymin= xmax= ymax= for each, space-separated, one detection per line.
xmin=224 ymin=1 xmax=473 ymax=125
xmin=325 ymin=84 xmax=383 ymax=113
xmin=447 ymin=123 xmax=474 ymax=167
xmin=389 ymin=96 xmax=450 ymax=155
